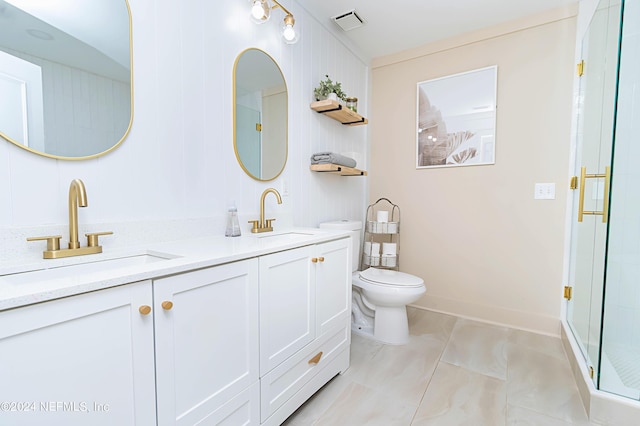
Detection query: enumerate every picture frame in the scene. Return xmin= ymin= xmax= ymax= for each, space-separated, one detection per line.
xmin=416 ymin=66 xmax=497 ymax=169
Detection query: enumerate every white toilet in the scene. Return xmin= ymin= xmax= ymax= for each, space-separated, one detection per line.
xmin=319 ymin=220 xmax=426 ymax=345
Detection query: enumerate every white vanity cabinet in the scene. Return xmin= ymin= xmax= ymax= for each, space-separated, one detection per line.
xmin=0 ymin=260 xmax=260 ymax=426
xmin=0 ymin=281 xmax=157 ymax=426
xmin=0 ymin=234 xmax=351 ymax=426
xmin=153 ymin=259 xmax=260 ymax=426
xmin=259 ymin=238 xmax=351 ymax=424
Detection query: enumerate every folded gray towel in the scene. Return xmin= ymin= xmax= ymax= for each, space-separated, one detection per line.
xmin=310 ymin=152 xmax=357 ymax=168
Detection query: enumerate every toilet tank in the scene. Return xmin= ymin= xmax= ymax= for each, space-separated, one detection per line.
xmin=318 ymin=220 xmax=362 ymax=272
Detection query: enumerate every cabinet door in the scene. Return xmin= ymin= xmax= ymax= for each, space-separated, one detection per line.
xmin=204 ymin=382 xmax=260 ymax=425
xmin=154 ymin=259 xmax=259 ymax=426
xmin=259 ymin=246 xmax=315 ymax=374
xmin=0 ymin=281 xmax=156 ymax=426
xmin=316 ymin=238 xmax=351 ymax=336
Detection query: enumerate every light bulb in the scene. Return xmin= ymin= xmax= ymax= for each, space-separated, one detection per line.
xmin=251 ymin=4 xmax=263 ymax=19
xmin=283 ymin=25 xmax=295 ymax=41
xmin=251 ymin=0 xmax=269 ymax=23
xmin=281 ymin=14 xmax=298 ymax=44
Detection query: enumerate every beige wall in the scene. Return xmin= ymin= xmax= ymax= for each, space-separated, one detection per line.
xmin=370 ymin=8 xmax=577 ymax=336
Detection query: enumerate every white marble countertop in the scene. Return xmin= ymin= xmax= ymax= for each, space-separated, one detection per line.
xmin=0 ymin=227 xmax=349 ymax=311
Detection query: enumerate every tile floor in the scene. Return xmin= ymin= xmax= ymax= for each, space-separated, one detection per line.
xmin=283 ymin=307 xmax=594 ymax=425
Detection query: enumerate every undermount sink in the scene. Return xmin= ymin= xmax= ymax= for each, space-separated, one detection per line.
xmin=255 ymin=232 xmax=315 ymax=241
xmin=1 ymin=252 xmax=177 ymax=285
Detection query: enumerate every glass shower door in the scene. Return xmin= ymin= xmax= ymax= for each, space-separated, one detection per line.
xmin=600 ymin=0 xmax=640 ymax=400
xmin=566 ymin=0 xmax=622 ymax=384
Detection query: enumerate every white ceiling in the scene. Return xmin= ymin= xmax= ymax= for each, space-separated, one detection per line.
xmin=0 ymin=0 xmax=130 ymax=81
xmin=299 ymin=0 xmax=579 ymax=60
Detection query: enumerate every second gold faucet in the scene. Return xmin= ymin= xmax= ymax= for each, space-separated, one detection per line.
xmin=249 ymin=188 xmax=282 ymax=233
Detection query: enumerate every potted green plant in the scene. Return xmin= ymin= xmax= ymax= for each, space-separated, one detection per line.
xmin=314 ymin=74 xmax=347 ymax=102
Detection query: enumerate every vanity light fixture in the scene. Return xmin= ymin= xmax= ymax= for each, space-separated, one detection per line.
xmin=250 ymin=0 xmax=299 ymax=44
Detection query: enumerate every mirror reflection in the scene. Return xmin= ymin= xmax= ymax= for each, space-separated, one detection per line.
xmin=234 ymin=48 xmax=287 ymax=181
xmin=0 ymin=0 xmax=132 ymax=159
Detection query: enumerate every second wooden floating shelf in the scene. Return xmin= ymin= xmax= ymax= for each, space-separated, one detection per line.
xmin=310 ymin=99 xmax=368 ymax=126
xmin=310 ymin=164 xmax=367 ymax=176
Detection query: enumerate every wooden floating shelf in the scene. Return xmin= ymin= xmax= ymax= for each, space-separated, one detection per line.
xmin=310 ymin=99 xmax=368 ymax=126
xmin=310 ymin=164 xmax=367 ymax=176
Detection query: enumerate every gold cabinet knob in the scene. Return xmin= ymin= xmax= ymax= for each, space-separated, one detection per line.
xmin=311 ymin=257 xmax=318 ymax=263
xmin=318 ymin=257 xmax=325 ymax=262
xmin=161 ymin=301 xmax=173 ymax=310
xmin=139 ymin=305 xmax=152 ymax=315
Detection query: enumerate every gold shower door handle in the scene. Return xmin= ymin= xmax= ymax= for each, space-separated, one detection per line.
xmin=577 ymin=166 xmax=610 ymax=223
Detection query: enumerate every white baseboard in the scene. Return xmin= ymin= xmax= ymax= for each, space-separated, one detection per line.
xmin=411 ymin=293 xmax=561 ymax=336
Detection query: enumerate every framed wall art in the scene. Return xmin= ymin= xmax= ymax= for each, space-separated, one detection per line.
xmin=416 ymin=66 xmax=497 ymax=169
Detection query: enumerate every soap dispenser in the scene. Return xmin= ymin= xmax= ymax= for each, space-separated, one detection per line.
xmin=225 ymin=204 xmax=241 ymax=237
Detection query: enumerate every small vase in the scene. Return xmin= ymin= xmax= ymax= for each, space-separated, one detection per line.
xmin=327 ymin=93 xmax=338 ymax=102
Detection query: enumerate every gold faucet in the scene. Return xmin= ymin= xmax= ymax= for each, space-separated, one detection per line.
xmin=249 ymin=188 xmax=282 ymax=233
xmin=68 ymin=178 xmax=87 ymax=249
xmin=28 ymin=178 xmax=112 ymax=259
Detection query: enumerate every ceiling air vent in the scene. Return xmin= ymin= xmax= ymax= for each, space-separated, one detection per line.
xmin=332 ymin=10 xmax=364 ymax=32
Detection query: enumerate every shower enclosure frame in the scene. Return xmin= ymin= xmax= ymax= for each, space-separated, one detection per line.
xmin=565 ymin=0 xmax=640 ymax=405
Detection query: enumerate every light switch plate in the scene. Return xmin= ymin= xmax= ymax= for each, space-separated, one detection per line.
xmin=534 ymin=183 xmax=556 ymax=200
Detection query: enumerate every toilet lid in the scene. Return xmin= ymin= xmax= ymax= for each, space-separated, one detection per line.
xmin=359 ymin=268 xmax=424 ymax=287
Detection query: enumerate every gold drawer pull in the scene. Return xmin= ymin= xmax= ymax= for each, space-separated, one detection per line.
xmin=308 ymin=351 xmax=323 ymax=365
xmin=161 ymin=301 xmax=174 ymax=310
xmin=139 ymin=305 xmax=152 ymax=315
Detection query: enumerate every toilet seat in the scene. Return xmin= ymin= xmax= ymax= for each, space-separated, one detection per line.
xmin=358 ymin=268 xmax=424 ymax=288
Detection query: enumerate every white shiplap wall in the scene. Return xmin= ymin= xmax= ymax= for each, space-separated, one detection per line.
xmin=3 ymin=47 xmax=131 ymax=157
xmin=0 ymin=0 xmax=370 ymax=262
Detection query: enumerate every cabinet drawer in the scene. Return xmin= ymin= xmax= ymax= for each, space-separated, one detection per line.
xmin=260 ymin=325 xmax=349 ymax=422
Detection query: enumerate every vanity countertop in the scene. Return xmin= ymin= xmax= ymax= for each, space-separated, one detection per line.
xmin=0 ymin=228 xmax=350 ymax=311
